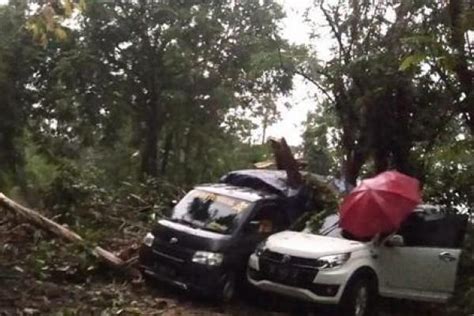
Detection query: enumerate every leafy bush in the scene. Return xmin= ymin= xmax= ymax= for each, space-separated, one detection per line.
xmin=24 ymin=141 xmax=59 ymax=196
xmin=43 ymin=160 xmax=183 ymax=230
xmin=45 ymin=163 xmax=107 ymax=220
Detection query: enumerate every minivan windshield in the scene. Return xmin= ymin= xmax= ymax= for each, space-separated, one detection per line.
xmin=170 ymin=189 xmax=253 ymax=234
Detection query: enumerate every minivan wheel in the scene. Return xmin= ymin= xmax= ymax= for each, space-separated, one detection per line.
xmin=338 ymin=276 xmax=377 ymax=316
xmin=221 ymin=274 xmax=236 ymax=303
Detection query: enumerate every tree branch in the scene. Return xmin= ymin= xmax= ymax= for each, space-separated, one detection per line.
xmin=0 ymin=193 xmax=141 ymax=278
xmin=320 ymin=2 xmax=348 ymax=62
xmin=294 ymin=68 xmax=335 ymax=103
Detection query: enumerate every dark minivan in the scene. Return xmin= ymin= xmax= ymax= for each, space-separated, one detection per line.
xmin=139 ymin=170 xmax=313 ymax=301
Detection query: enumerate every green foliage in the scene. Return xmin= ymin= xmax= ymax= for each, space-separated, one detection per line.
xmin=0 ymin=2 xmax=40 ymax=192
xmin=18 ymin=0 xmax=299 ymax=185
xmin=302 ymin=109 xmax=339 ymax=176
xmin=42 ymin=159 xmax=180 ymax=227
xmin=301 ymin=0 xmax=473 ymax=199
xmin=0 ymin=0 xmax=301 ymax=210
xmin=422 ymin=138 xmax=473 ymax=211
xmin=24 ymin=134 xmax=59 ymax=196
xmin=304 ymin=209 xmax=333 ymax=233
xmin=45 ymin=163 xmax=105 ymax=214
xmin=399 ymin=53 xmax=427 ymax=71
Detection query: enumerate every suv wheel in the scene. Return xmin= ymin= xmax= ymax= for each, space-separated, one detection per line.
xmin=339 ymin=276 xmax=377 ymax=316
xmin=221 ymin=273 xmax=236 ymax=303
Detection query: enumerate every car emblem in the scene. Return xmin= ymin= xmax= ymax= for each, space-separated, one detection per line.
xmin=281 ymin=254 xmax=291 ymax=264
xmin=169 ymin=237 xmax=178 ymax=244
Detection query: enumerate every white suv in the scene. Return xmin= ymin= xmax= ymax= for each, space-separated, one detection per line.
xmin=247 ymin=207 xmax=467 ymax=316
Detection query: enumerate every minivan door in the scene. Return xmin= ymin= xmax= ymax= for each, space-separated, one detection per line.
xmin=232 ymin=201 xmax=291 ymax=270
xmin=378 ymin=212 xmax=467 ymax=301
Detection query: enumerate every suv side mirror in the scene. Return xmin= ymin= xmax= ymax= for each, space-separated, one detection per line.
xmin=385 ymin=234 xmax=405 ymax=247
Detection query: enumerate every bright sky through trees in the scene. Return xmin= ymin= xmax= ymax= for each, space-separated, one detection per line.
xmin=267 ymin=0 xmax=329 ymax=146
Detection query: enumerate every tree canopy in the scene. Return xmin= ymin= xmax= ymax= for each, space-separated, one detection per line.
xmin=300 ymin=0 xmax=472 ymax=210
xmin=0 ymin=0 xmax=304 ymax=196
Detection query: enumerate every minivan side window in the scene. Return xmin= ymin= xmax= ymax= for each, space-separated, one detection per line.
xmin=252 ymin=203 xmax=290 ymax=234
xmin=397 ymin=212 xmax=468 ymax=248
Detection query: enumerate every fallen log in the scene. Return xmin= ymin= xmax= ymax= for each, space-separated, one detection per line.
xmin=267 ymin=138 xmax=340 ymax=210
xmin=0 ymin=193 xmax=135 ymax=274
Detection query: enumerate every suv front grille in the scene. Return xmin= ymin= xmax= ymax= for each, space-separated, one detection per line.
xmin=258 ymin=250 xmax=318 ymax=288
xmin=261 ymin=250 xmax=319 ymax=268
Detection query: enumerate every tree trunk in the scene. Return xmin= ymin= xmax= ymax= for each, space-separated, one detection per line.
xmin=448 ymin=0 xmax=473 ymax=133
xmin=373 ymin=147 xmax=389 ymax=175
xmin=138 ymin=20 xmax=163 ymax=178
xmin=160 ymin=131 xmax=173 ymax=176
xmin=0 ymin=193 xmax=133 ymax=273
xmin=343 ymin=149 xmax=367 ymax=186
xmin=391 ymin=84 xmax=415 ymax=176
xmin=140 ymin=103 xmax=160 ymax=178
xmin=261 ymin=113 xmax=268 ymax=145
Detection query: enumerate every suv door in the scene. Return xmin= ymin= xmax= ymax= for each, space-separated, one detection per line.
xmin=377 ymin=212 xmax=468 ymax=302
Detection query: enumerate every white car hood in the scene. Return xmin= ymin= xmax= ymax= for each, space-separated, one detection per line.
xmin=265 ymin=231 xmax=366 ymax=258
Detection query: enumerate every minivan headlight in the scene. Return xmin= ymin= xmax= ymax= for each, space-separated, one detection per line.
xmin=143 ymin=232 xmax=155 ymax=247
xmin=192 ymin=251 xmax=224 ymax=266
xmin=315 ymin=253 xmax=350 ymax=270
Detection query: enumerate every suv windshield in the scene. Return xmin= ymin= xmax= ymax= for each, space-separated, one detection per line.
xmin=300 ymin=213 xmax=346 ymax=239
xmin=170 ymin=189 xmax=253 ymax=234
xmin=309 ymin=214 xmax=342 ymax=238
xmin=303 ymin=213 xmax=387 ymax=242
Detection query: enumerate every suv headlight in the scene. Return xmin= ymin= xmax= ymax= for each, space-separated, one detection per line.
xmin=143 ymin=232 xmax=155 ymax=247
xmin=192 ymin=251 xmax=224 ymax=266
xmin=315 ymin=253 xmax=350 ymax=270
xmin=254 ymin=241 xmax=267 ymax=257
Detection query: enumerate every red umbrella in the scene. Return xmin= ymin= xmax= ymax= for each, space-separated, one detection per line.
xmin=339 ymin=170 xmax=422 ymax=238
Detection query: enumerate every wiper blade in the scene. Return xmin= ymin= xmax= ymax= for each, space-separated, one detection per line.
xmin=175 ymin=217 xmax=202 ymax=229
xmin=320 ymin=221 xmax=339 ymax=236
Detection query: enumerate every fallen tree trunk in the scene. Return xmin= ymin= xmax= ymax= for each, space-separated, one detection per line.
xmin=268 ymin=137 xmax=303 ymax=188
xmin=0 ymin=193 xmax=129 ymax=271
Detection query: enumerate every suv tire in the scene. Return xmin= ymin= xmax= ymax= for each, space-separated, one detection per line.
xmin=338 ymin=275 xmax=377 ymax=316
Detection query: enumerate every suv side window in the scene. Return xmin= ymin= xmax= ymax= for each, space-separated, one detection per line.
xmin=397 ymin=212 xmax=468 ymax=248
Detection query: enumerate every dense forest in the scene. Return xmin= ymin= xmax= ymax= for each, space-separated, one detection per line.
xmin=0 ymin=0 xmax=472 ymax=315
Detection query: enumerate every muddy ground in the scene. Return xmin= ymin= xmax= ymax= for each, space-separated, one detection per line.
xmin=0 ymin=271 xmax=445 ymax=316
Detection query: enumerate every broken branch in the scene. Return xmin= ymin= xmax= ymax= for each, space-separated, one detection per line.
xmin=0 ymin=193 xmax=133 ymax=273
xmin=268 ymin=137 xmax=303 ymax=188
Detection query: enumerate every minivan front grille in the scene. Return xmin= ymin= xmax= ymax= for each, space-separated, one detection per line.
xmin=152 ymin=238 xmax=192 ymax=263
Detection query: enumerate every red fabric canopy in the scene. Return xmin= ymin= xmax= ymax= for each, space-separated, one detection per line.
xmin=339 ymin=171 xmax=422 ymax=238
